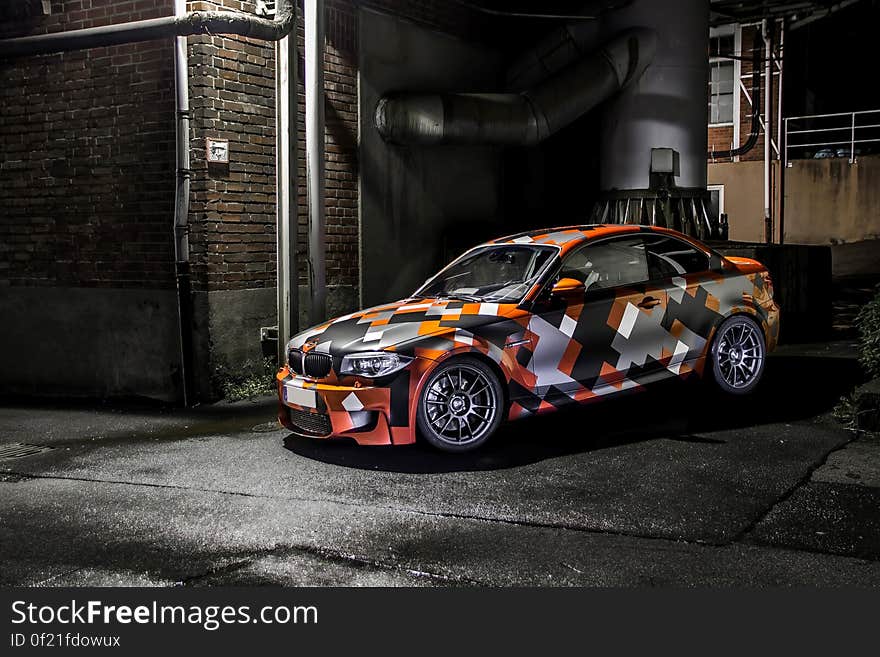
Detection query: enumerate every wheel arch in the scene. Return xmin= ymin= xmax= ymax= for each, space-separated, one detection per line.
xmin=428 ymin=348 xmax=510 ymax=404
xmin=408 ymin=348 xmax=511 ymax=440
xmin=714 ymin=307 xmax=771 ymax=349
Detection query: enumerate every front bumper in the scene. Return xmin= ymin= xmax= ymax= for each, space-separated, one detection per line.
xmin=276 ymin=367 xmax=417 ymax=446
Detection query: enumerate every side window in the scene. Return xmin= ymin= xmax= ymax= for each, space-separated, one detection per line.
xmin=560 ymin=236 xmax=649 ymax=291
xmin=644 ymin=235 xmax=710 ymax=279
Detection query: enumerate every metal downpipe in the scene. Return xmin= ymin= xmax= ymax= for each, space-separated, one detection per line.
xmin=276 ymin=30 xmax=300 ymax=365
xmin=763 ymin=19 xmax=773 ymax=244
xmin=173 ymin=0 xmax=194 ymax=406
xmin=305 ymin=0 xmax=326 ymax=324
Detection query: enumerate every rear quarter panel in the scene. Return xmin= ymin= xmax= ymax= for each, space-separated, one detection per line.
xmin=686 ymin=257 xmax=779 ymax=355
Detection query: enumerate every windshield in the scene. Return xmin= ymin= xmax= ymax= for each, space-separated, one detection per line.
xmin=415 ymin=245 xmax=558 ymax=303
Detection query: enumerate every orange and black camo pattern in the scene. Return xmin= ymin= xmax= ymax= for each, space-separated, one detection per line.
xmin=277 ymin=225 xmax=780 ymax=445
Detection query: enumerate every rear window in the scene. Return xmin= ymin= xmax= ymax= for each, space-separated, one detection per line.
xmin=644 ymin=235 xmax=709 ymax=278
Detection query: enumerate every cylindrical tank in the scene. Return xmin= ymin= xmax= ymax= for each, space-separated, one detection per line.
xmin=599 ymin=0 xmax=709 ymax=191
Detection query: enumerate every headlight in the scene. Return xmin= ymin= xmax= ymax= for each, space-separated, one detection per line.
xmin=339 ymin=352 xmax=412 ymax=378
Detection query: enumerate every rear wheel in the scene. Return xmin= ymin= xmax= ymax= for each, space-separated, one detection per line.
xmin=710 ymin=315 xmax=766 ymax=395
xmin=416 ymin=357 xmax=504 ymax=452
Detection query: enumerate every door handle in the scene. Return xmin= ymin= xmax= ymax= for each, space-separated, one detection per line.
xmin=637 ymin=296 xmax=661 ymax=309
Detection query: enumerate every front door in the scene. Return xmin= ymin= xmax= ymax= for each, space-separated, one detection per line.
xmin=527 ymin=234 xmax=671 ymax=399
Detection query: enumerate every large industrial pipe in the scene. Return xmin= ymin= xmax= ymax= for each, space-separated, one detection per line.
xmin=506 ymin=20 xmax=601 ymax=91
xmin=375 ymin=28 xmax=656 ymax=146
xmin=599 ymin=0 xmax=709 ymax=191
xmin=0 ymin=2 xmax=294 ymax=57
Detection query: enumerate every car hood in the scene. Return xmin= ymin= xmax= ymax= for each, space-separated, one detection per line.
xmin=288 ymin=297 xmax=519 ymax=357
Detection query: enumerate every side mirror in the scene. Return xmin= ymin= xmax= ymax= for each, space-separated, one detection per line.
xmin=550 ymin=277 xmax=586 ymax=299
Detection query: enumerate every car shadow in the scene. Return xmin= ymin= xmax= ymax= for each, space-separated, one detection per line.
xmin=282 ymin=354 xmax=862 ymax=474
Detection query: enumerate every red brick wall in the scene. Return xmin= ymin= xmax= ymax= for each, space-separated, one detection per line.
xmin=0 ymin=0 xmax=488 ymax=296
xmin=708 ymin=23 xmax=781 ymax=164
xmin=322 ymin=3 xmax=359 ymax=291
xmin=0 ymin=0 xmax=176 ymax=289
xmin=186 ymin=0 xmax=279 ymax=292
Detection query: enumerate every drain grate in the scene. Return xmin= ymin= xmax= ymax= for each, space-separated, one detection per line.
xmin=0 ymin=443 xmax=53 ymax=460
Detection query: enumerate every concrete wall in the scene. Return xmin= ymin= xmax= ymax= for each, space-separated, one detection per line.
xmin=358 ymin=9 xmax=504 ymax=307
xmin=784 ymin=155 xmax=880 ymax=245
xmin=0 ymin=287 xmax=182 ymax=401
xmin=709 ymin=155 xmax=880 ymax=265
xmin=190 ymin=287 xmax=274 ymax=400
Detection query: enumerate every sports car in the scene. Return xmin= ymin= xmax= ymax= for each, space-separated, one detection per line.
xmin=277 ymin=225 xmax=779 ymax=452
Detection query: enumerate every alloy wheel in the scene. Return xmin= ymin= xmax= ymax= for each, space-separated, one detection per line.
xmin=423 ymin=363 xmax=499 ymax=447
xmin=715 ymin=319 xmax=764 ymax=390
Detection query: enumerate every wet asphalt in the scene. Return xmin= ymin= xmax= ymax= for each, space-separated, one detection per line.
xmin=1 ymin=346 xmax=878 ymax=586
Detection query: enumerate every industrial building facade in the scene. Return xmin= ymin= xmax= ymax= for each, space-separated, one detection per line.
xmin=1 ymin=0 xmax=877 ymax=403
xmin=705 ymin=6 xmax=880 ymax=274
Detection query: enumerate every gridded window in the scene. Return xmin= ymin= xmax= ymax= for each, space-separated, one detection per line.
xmin=710 ymin=61 xmax=735 ymax=124
xmin=709 ymin=32 xmax=735 ymax=58
xmin=708 ymin=28 xmax=735 ymax=125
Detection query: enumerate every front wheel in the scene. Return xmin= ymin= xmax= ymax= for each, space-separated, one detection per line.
xmin=710 ymin=315 xmax=766 ymax=395
xmin=416 ymin=357 xmax=505 ymax=452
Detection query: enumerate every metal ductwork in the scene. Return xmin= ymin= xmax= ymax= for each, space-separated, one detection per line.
xmin=0 ymin=1 xmax=294 ymax=57
xmin=506 ymin=20 xmax=601 ymax=91
xmin=374 ymin=28 xmax=656 ymax=147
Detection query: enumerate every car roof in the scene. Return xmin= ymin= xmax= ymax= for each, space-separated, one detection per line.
xmin=487 ymin=224 xmax=674 ymax=255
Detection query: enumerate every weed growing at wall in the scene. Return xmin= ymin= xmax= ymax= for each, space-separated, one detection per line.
xmin=857 ymin=289 xmax=880 ymax=378
xmin=213 ymin=357 xmax=277 ymax=402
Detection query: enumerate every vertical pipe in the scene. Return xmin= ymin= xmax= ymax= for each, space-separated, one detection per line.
xmin=777 ymin=21 xmax=786 ymax=244
xmin=849 ymin=112 xmax=856 ymax=164
xmin=732 ymin=25 xmax=742 ymax=161
xmin=275 ymin=24 xmax=299 ymax=363
xmin=762 ymin=20 xmax=772 ymax=244
xmin=173 ymin=0 xmax=194 ymax=405
xmin=305 ymin=0 xmax=326 ymax=323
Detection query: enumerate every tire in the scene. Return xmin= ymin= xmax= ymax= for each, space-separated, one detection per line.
xmin=709 ymin=314 xmax=766 ymax=395
xmin=416 ymin=356 xmax=505 ymax=452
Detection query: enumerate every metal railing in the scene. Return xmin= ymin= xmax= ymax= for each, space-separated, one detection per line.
xmin=784 ymin=109 xmax=880 ymax=165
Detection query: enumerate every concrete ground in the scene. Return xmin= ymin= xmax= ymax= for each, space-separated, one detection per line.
xmin=1 ymin=346 xmax=878 ymax=587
